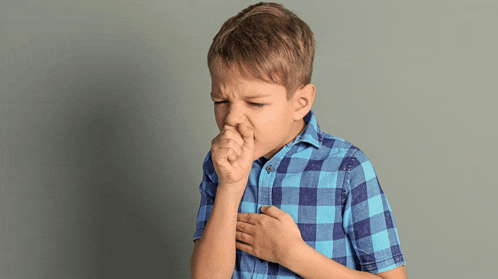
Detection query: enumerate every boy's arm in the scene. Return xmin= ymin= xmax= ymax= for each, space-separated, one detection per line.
xmin=236 ymin=206 xmax=407 ymax=279
xmin=190 ymin=124 xmax=254 ymax=279
xmin=285 ymin=241 xmax=406 ymax=279
xmin=191 ymin=182 xmax=247 ymax=278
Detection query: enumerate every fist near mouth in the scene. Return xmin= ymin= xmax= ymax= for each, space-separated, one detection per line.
xmin=211 ymin=123 xmax=254 ymax=187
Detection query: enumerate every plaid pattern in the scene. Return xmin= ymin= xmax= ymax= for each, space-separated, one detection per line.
xmin=194 ymin=110 xmax=405 ymax=278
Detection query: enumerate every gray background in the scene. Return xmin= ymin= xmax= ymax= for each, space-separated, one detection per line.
xmin=1 ymin=0 xmax=497 ymax=278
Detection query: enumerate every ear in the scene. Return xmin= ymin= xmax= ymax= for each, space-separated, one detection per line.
xmin=292 ymin=83 xmax=316 ymax=121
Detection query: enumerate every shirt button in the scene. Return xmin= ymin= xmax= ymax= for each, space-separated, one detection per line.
xmin=266 ymin=165 xmax=273 ymax=173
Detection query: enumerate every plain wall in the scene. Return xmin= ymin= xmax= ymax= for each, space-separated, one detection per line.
xmin=1 ymin=1 xmax=497 ymax=278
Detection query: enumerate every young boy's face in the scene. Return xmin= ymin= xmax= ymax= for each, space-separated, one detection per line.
xmin=210 ymin=66 xmax=306 ymax=160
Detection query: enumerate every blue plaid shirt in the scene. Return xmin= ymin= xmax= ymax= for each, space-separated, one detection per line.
xmin=194 ymin=110 xmax=405 ymax=278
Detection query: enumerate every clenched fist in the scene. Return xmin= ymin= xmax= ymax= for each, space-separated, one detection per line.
xmin=211 ymin=123 xmax=254 ymax=187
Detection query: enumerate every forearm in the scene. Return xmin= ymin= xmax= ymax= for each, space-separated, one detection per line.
xmin=190 ymin=184 xmax=245 ymax=279
xmin=282 ymin=242 xmax=390 ymax=279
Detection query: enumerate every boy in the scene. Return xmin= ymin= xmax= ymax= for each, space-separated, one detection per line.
xmin=191 ymin=2 xmax=406 ymax=278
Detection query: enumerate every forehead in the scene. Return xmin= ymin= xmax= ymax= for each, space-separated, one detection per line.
xmin=210 ymin=57 xmax=283 ymax=84
xmin=211 ymin=71 xmax=286 ymax=100
xmin=210 ymin=60 xmax=255 ymax=82
xmin=210 ymin=61 xmax=286 ymax=97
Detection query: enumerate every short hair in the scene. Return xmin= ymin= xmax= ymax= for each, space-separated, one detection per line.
xmin=208 ymin=2 xmax=315 ymax=97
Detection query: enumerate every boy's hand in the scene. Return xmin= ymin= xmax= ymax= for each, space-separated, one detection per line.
xmin=211 ymin=123 xmax=254 ymax=187
xmin=235 ymin=206 xmax=305 ymax=265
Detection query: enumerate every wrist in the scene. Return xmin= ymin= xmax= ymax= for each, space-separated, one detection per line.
xmin=279 ymin=239 xmax=309 ymax=269
xmin=217 ymin=179 xmax=248 ymax=200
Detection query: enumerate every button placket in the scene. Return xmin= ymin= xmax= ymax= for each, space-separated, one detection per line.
xmin=265 ymin=165 xmax=273 ymax=173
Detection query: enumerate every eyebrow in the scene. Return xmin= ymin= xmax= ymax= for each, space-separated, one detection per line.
xmin=210 ymin=92 xmax=271 ymax=99
xmin=245 ymin=94 xmax=271 ymax=99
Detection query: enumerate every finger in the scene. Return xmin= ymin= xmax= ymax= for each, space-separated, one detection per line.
xmin=215 ymin=141 xmax=241 ymax=161
xmin=213 ymin=146 xmax=238 ymax=161
xmin=237 ymin=212 xmax=258 ymax=225
xmin=216 ymin=125 xmax=244 ymax=147
xmin=222 ymin=124 xmax=237 ymax=132
xmin=212 ymin=138 xmax=243 ymax=161
xmin=261 ymin=205 xmax=286 ymax=221
xmin=211 ymin=149 xmax=231 ymax=170
xmin=236 ymin=231 xmax=254 ymax=245
xmin=237 ymin=123 xmax=254 ymax=152
xmin=224 ymin=138 xmax=243 ymax=156
xmin=223 ymin=125 xmax=245 ymax=145
xmin=236 ymin=241 xmax=254 ymax=256
xmin=227 ymin=148 xmax=237 ymax=163
xmin=236 ymin=221 xmax=255 ymax=235
xmin=217 ymin=125 xmax=244 ymax=141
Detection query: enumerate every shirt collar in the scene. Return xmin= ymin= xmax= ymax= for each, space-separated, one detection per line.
xmin=255 ymin=110 xmax=322 ymax=165
xmin=289 ymin=110 xmax=322 ymax=149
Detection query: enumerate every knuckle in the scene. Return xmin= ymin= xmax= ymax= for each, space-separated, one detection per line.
xmin=257 ymin=216 xmax=267 ymax=226
xmin=239 ymin=233 xmax=247 ymax=243
xmin=238 ymin=222 xmax=247 ymax=231
xmin=226 ymin=138 xmax=237 ymax=146
xmin=243 ymin=214 xmax=252 ymax=222
xmin=240 ymin=213 xmax=251 ymax=223
xmin=223 ymin=127 xmax=234 ymax=134
xmin=236 ymin=231 xmax=243 ymax=240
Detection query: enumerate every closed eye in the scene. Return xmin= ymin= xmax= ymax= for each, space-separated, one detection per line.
xmin=248 ymin=102 xmax=265 ymax=108
xmin=214 ymin=100 xmax=228 ymax=105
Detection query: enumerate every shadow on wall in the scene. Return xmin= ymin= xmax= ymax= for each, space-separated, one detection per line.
xmin=5 ymin=29 xmax=190 ymax=277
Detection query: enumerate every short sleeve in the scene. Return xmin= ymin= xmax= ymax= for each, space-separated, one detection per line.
xmin=193 ymin=151 xmax=219 ymax=241
xmin=342 ymin=150 xmax=405 ymax=274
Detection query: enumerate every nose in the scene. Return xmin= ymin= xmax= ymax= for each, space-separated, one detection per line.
xmin=224 ymin=104 xmax=245 ymax=127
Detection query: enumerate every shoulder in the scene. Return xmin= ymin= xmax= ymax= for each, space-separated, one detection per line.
xmin=321 ymin=134 xmax=381 ymax=193
xmin=318 ymin=130 xmax=363 ymax=164
xmin=317 ymin=130 xmax=378 ymax=184
xmin=320 ymin=132 xmax=357 ymax=152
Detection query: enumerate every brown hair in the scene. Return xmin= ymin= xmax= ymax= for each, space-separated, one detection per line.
xmin=208 ymin=2 xmax=315 ymax=97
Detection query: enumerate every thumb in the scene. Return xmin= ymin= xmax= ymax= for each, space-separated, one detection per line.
xmin=261 ymin=205 xmax=284 ymax=220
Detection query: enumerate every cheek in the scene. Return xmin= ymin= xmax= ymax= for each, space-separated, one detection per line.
xmin=214 ymin=107 xmax=225 ymax=130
